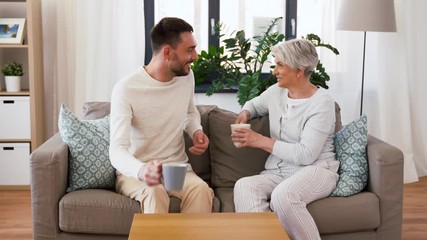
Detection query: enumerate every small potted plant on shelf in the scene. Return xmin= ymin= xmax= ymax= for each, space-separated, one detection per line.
xmin=1 ymin=61 xmax=24 ymax=92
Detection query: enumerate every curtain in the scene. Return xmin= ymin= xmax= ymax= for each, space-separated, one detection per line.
xmin=320 ymin=0 xmax=427 ymax=183
xmin=41 ymin=0 xmax=145 ymax=137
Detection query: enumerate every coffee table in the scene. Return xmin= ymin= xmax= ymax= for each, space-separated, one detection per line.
xmin=128 ymin=212 xmax=289 ymax=240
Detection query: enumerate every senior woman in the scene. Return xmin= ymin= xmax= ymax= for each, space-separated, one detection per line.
xmin=232 ymin=38 xmax=339 ymax=240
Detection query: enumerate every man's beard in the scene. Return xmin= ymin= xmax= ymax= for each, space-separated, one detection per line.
xmin=171 ymin=62 xmax=191 ymax=77
xmin=172 ymin=68 xmax=189 ymax=76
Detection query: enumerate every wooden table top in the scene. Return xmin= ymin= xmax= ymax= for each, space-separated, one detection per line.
xmin=128 ymin=212 xmax=289 ymax=240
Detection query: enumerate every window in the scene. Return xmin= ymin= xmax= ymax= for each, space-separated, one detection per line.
xmin=143 ymin=0 xmax=297 ymax=91
xmin=296 ymin=0 xmax=323 ymax=37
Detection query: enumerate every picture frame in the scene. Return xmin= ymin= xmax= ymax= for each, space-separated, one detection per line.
xmin=0 ymin=18 xmax=26 ymax=45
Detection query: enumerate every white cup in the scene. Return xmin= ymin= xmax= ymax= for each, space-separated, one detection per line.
xmin=230 ymin=123 xmax=251 ymax=147
xmin=162 ymin=163 xmax=188 ymax=191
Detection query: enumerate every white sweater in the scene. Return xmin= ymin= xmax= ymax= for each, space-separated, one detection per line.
xmin=242 ymin=83 xmax=339 ymax=175
xmin=109 ymin=67 xmax=202 ymax=179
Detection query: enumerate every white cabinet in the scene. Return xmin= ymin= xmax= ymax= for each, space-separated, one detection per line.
xmin=0 ymin=143 xmax=30 ymax=185
xmin=0 ymin=96 xmax=30 ymax=139
xmin=0 ymin=0 xmax=45 ymax=187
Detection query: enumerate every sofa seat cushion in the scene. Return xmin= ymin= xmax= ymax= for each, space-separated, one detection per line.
xmin=59 ymin=188 xmax=221 ymax=235
xmin=59 ymin=189 xmax=140 ymax=235
xmin=214 ymin=188 xmax=235 ymax=212
xmin=308 ymin=192 xmax=380 ymax=234
xmin=216 ymin=189 xmax=380 ymax=235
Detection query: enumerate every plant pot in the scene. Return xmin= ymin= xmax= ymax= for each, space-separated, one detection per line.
xmin=5 ymin=76 xmax=21 ymax=92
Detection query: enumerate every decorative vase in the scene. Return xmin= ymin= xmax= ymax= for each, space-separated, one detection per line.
xmin=5 ymin=76 xmax=21 ymax=92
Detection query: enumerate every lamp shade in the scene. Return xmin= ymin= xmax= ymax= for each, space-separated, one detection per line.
xmin=337 ymin=0 xmax=396 ymax=32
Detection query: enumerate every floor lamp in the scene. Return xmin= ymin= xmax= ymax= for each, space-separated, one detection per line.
xmin=336 ymin=0 xmax=396 ymax=116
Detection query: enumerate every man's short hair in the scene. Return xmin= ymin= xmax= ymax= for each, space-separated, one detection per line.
xmin=150 ymin=17 xmax=193 ymax=53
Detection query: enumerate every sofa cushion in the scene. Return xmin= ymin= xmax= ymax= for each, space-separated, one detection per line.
xmin=213 ymin=188 xmax=380 ymax=234
xmin=59 ymin=189 xmax=140 ymax=235
xmin=58 ymin=105 xmax=116 ymax=192
xmin=59 ymin=189 xmax=221 ymax=235
xmin=208 ymin=108 xmax=270 ymax=188
xmin=309 ymin=192 xmax=380 ymax=234
xmin=83 ymin=101 xmax=111 ymax=120
xmin=214 ymin=188 xmax=235 ymax=212
xmin=331 ymin=115 xmax=368 ymax=197
xmin=185 ymin=105 xmax=217 ymax=185
xmin=334 ymin=102 xmax=343 ymax=134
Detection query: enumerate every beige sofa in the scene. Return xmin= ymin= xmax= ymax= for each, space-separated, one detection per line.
xmin=30 ymin=103 xmax=404 ymax=240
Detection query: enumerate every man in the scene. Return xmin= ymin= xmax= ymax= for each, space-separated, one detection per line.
xmin=109 ymin=17 xmax=213 ymax=213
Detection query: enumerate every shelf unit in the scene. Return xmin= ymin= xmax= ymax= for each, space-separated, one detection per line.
xmin=0 ymin=0 xmax=45 ymax=188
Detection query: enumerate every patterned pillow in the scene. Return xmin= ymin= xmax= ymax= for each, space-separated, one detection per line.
xmin=331 ymin=115 xmax=368 ymax=197
xmin=58 ymin=104 xmax=116 ymax=192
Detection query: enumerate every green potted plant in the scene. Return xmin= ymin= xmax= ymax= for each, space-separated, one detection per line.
xmin=1 ymin=61 xmax=24 ymax=92
xmin=192 ymin=17 xmax=339 ymax=106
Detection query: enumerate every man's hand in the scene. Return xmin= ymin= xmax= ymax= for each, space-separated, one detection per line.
xmin=189 ymin=130 xmax=209 ymax=155
xmin=137 ymin=160 xmax=162 ymax=186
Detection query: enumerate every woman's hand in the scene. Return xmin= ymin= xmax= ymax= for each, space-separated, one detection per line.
xmin=231 ymin=128 xmax=275 ymax=153
xmin=235 ymin=110 xmax=250 ymax=124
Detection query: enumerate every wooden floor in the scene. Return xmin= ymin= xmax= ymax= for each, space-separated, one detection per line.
xmin=402 ymin=176 xmax=427 ymax=240
xmin=0 ymin=177 xmax=426 ymax=240
xmin=0 ymin=190 xmax=32 ymax=239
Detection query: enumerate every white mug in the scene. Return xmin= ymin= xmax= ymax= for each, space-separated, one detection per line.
xmin=230 ymin=123 xmax=251 ymax=147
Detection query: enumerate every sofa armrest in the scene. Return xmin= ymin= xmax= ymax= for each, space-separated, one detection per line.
xmin=30 ymin=133 xmax=69 ymax=239
xmin=366 ymin=135 xmax=404 ymax=240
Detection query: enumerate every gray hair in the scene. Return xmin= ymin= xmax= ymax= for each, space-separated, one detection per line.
xmin=271 ymin=39 xmax=318 ymax=77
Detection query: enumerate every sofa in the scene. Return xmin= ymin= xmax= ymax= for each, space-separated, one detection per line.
xmin=30 ymin=102 xmax=404 ymax=240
